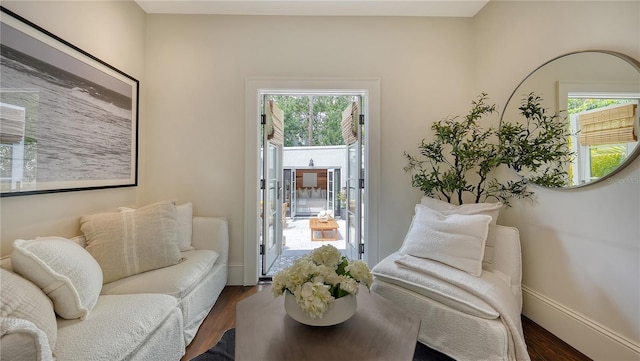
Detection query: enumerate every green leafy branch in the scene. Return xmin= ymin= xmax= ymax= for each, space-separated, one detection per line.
xmin=404 ymin=92 xmax=574 ymax=205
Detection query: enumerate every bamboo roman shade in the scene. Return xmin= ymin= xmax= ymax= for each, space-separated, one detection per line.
xmin=341 ymin=101 xmax=359 ymax=145
xmin=266 ymin=100 xmax=284 ymax=145
xmin=579 ymin=103 xmax=638 ymax=146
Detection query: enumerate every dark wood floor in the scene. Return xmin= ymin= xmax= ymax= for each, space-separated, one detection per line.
xmin=182 ymin=285 xmax=592 ymax=361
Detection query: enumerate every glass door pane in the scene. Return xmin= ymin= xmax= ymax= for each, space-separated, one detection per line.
xmin=327 ymin=169 xmax=335 ymax=214
xmin=262 ymin=143 xmax=282 ymax=274
xmin=345 ymin=144 xmax=359 ymax=260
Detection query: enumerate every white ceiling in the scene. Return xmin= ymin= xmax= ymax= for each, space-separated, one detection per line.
xmin=134 ymin=0 xmax=490 ymax=17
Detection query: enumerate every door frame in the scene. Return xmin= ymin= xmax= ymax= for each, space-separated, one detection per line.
xmin=243 ymin=78 xmax=381 ymax=285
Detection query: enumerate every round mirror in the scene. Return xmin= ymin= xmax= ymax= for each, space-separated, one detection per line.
xmin=501 ymin=50 xmax=640 ymax=188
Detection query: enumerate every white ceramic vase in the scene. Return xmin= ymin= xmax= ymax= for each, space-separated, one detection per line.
xmin=284 ymin=292 xmax=357 ymax=326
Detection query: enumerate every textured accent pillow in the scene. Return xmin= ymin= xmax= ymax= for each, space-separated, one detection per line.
xmin=118 ymin=202 xmax=194 ymax=252
xmin=399 ymin=204 xmax=491 ymax=276
xmin=81 ymin=201 xmax=181 ymax=284
xmin=420 ymin=196 xmax=502 ymax=270
xmin=0 ymin=268 xmax=57 ymax=355
xmin=176 ymin=202 xmax=194 ymax=251
xmin=0 ymin=318 xmax=54 ymax=361
xmin=420 ymin=196 xmax=502 ymax=224
xmin=11 ymin=237 xmax=103 ymax=320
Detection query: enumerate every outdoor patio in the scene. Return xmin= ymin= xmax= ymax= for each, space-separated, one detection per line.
xmin=264 ymin=217 xmax=346 ymax=276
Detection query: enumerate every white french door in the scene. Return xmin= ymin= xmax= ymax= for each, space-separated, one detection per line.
xmin=261 ymin=100 xmax=284 ymax=275
xmin=342 ymin=100 xmax=364 ymax=260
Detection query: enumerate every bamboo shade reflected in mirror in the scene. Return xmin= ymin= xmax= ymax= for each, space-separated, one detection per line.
xmin=579 ymin=103 xmax=637 ymax=146
xmin=0 ymin=103 xmax=25 ymax=144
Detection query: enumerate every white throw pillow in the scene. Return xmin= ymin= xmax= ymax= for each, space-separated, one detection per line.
xmin=81 ymin=201 xmax=181 ymax=284
xmin=0 ymin=268 xmax=57 ymax=356
xmin=399 ymin=204 xmax=491 ymax=276
xmin=420 ymin=196 xmax=502 ymax=224
xmin=11 ymin=237 xmax=103 ymax=320
xmin=420 ymin=196 xmax=502 ymax=270
xmin=176 ymin=202 xmax=194 ymax=251
xmin=118 ymin=202 xmax=194 ymax=252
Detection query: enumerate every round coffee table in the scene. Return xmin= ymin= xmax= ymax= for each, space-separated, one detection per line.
xmin=235 ymin=286 xmax=421 ymax=361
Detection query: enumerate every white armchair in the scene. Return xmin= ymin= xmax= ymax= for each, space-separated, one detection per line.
xmin=371 ymin=198 xmax=529 ymax=361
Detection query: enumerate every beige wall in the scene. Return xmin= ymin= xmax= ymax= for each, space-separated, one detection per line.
xmin=0 ymin=1 xmax=147 ymax=256
xmin=473 ymin=2 xmax=640 ymax=359
xmin=1 ymin=1 xmax=638 ymax=359
xmin=141 ymin=14 xmax=475 ymax=281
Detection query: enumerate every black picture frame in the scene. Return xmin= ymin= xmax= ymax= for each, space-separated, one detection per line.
xmin=0 ymin=7 xmax=139 ymax=197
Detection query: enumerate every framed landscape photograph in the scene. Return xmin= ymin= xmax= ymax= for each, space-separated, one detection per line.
xmin=0 ymin=7 xmax=139 ymax=197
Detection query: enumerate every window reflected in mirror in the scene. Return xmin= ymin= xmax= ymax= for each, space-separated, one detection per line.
xmin=567 ymin=98 xmax=638 ymax=185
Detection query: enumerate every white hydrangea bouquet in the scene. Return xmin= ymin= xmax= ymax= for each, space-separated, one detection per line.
xmin=272 ymin=245 xmax=373 ymax=319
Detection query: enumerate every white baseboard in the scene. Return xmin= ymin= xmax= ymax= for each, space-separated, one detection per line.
xmin=226 ymin=263 xmax=245 ymax=285
xmin=522 ymin=285 xmax=640 ymax=360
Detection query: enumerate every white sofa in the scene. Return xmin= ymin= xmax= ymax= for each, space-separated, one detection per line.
xmin=0 ymin=205 xmax=228 ymax=361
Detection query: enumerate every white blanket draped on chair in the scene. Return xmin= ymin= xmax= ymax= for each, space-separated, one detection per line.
xmin=394 ymin=254 xmax=531 ymax=361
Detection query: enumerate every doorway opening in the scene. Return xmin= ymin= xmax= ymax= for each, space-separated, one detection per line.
xmin=259 ymin=93 xmax=367 ymax=278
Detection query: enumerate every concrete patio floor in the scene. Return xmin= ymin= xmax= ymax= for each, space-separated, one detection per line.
xmin=263 ymin=217 xmax=346 ymax=277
